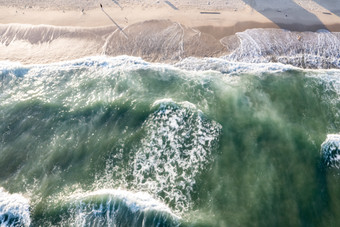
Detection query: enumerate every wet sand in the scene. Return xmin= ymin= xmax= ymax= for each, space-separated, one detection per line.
xmin=0 ymin=0 xmax=340 ymax=64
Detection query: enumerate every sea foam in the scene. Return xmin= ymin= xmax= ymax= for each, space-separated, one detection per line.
xmin=1 ymin=22 xmax=340 ymax=69
xmin=223 ymin=28 xmax=340 ymax=69
xmin=0 ymin=188 xmax=30 ymax=227
xmin=321 ymin=134 xmax=340 ymax=169
xmin=133 ymin=101 xmax=222 ymax=212
xmin=64 ymin=189 xmax=180 ymax=227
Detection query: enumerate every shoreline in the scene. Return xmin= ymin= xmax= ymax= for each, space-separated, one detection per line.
xmin=1 ymin=21 xmax=340 ymax=69
xmin=1 ymin=1 xmax=340 ymax=67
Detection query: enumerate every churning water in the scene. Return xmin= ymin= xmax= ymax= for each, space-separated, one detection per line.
xmin=1 ymin=55 xmax=340 ymax=226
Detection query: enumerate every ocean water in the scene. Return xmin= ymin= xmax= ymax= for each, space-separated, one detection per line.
xmin=1 ymin=55 xmax=340 ymax=227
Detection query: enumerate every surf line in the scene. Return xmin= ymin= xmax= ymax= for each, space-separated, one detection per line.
xmin=100 ymin=4 xmax=128 ymax=39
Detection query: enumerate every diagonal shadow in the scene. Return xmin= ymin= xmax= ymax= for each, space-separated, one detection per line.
xmin=101 ymin=6 xmax=128 ymax=39
xmin=242 ymin=0 xmax=327 ymax=31
xmin=164 ymin=1 xmax=179 ymax=10
xmin=313 ymin=0 xmax=340 ymax=17
xmin=112 ymin=0 xmax=123 ymax=10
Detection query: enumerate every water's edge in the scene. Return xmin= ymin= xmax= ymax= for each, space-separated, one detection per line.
xmin=1 ymin=22 xmax=340 ymax=69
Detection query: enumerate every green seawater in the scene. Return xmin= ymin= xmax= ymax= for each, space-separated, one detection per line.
xmin=1 ymin=56 xmax=340 ymax=226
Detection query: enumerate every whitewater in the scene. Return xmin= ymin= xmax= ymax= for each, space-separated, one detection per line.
xmin=1 ymin=23 xmax=340 ymax=68
xmin=1 ymin=32 xmax=340 ymax=226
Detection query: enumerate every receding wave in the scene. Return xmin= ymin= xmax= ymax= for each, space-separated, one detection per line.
xmin=0 ymin=21 xmax=226 ymax=65
xmin=1 ymin=22 xmax=340 ymax=69
xmin=223 ymin=28 xmax=340 ymax=69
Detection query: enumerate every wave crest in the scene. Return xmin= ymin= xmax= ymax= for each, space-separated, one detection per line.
xmin=321 ymin=134 xmax=340 ymax=169
xmin=63 ymin=189 xmax=180 ymax=227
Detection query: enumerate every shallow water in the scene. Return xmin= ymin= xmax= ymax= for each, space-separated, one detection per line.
xmin=1 ymin=56 xmax=340 ymax=226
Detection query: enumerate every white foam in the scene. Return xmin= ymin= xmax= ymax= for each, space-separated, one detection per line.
xmin=152 ymin=98 xmax=198 ymax=110
xmin=70 ymin=189 xmax=178 ymax=217
xmin=223 ymin=28 xmax=340 ymax=69
xmin=176 ymin=57 xmax=298 ymax=75
xmin=321 ymin=134 xmax=340 ymax=169
xmin=305 ymin=70 xmax=340 ymax=97
xmin=133 ymin=101 xmax=222 ymax=212
xmin=0 ymin=188 xmax=31 ymax=227
xmin=3 ymin=55 xmax=340 ymax=115
xmin=65 ymin=188 xmax=180 ymax=227
xmin=0 ymin=55 xmax=177 ymax=73
xmin=0 ymin=55 xmax=223 ymax=114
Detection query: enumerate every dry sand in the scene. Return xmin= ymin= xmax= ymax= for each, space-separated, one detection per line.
xmin=0 ymin=0 xmax=339 ymax=31
xmin=0 ymin=0 xmax=340 ymax=64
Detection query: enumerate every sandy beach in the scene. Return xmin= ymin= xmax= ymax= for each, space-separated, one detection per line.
xmin=1 ymin=0 xmax=340 ymax=30
xmin=0 ymin=0 xmax=340 ymax=64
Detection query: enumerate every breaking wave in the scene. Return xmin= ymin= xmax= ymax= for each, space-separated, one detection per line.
xmin=0 ymin=188 xmax=30 ymax=227
xmin=1 ymin=54 xmax=340 ymax=226
xmin=132 ymin=101 xmax=222 ymax=212
xmin=59 ymin=189 xmax=180 ymax=227
xmin=321 ymin=134 xmax=340 ymax=169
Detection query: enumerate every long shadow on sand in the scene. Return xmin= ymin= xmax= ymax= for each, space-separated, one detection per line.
xmin=313 ymin=0 xmax=340 ymax=17
xmin=112 ymin=0 xmax=123 ymax=9
xmin=164 ymin=1 xmax=179 ymax=10
xmin=242 ymin=0 xmax=327 ymax=31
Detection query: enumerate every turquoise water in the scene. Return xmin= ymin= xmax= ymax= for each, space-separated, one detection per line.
xmin=1 ymin=56 xmax=340 ymax=226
